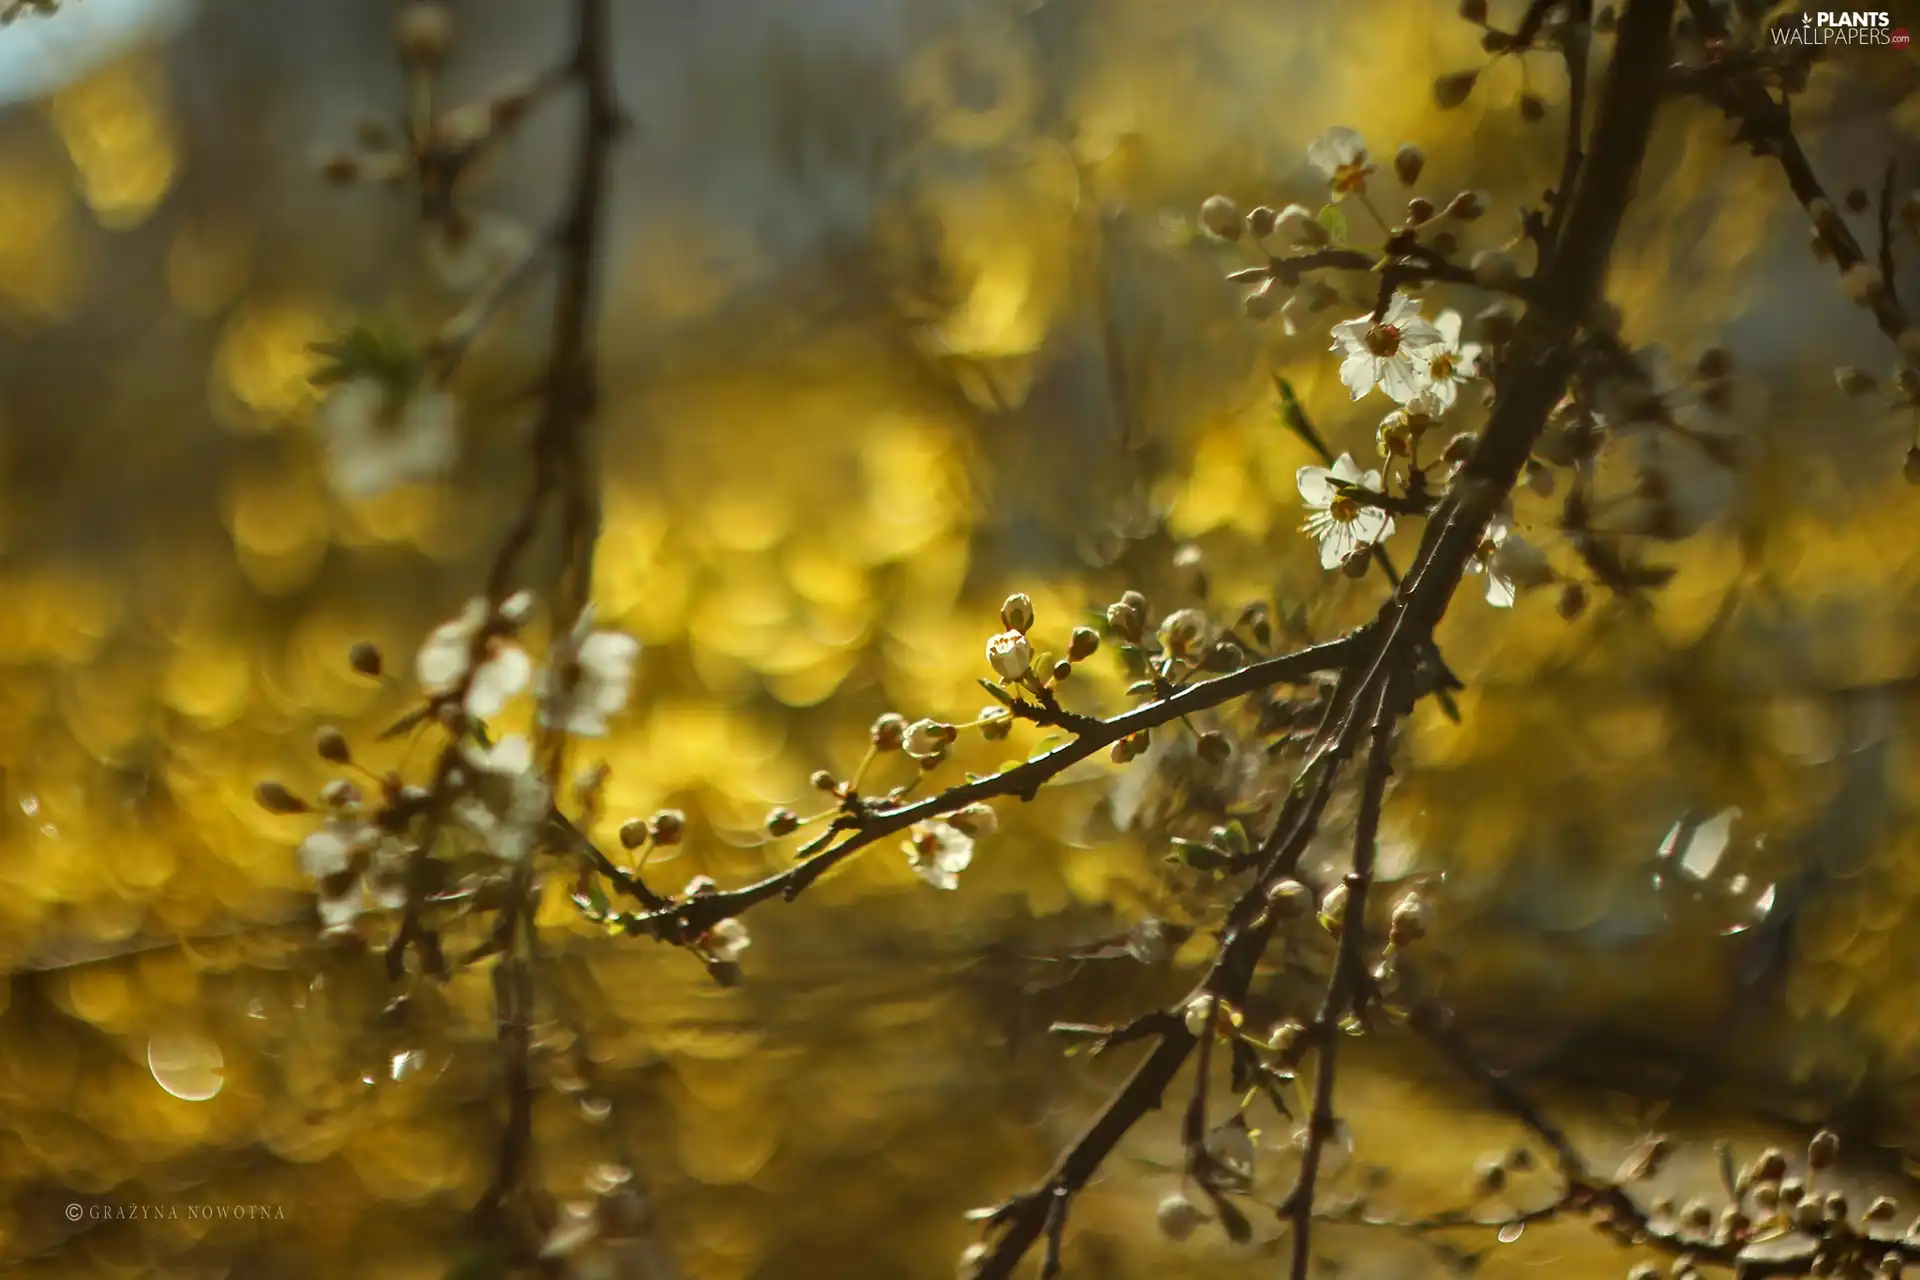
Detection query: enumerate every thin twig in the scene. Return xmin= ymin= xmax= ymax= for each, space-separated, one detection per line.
xmin=1282 ymin=676 xmax=1399 ymax=1280
xmin=617 ymin=636 xmax=1360 ymax=938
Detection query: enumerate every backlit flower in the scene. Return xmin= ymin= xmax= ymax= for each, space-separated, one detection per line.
xmin=416 ymin=597 xmax=532 ymax=718
xmin=903 ymin=821 xmax=974 ymax=890
xmin=1423 ymin=310 xmax=1482 ymax=412
xmin=1297 ymin=453 xmax=1395 ymax=570
xmin=538 ymin=607 xmax=640 ymax=737
xmin=1331 ymin=293 xmax=1445 ymax=402
xmin=314 ymin=376 xmax=459 ymax=499
xmin=1308 ymin=127 xmax=1374 ymax=198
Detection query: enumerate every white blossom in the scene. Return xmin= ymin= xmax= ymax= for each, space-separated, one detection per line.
xmin=1331 ymin=293 xmax=1446 ymax=402
xmin=1307 ymin=127 xmax=1373 ymax=198
xmin=1297 ymin=453 xmax=1395 ymax=570
xmin=985 ymin=629 xmax=1033 ymax=682
xmin=702 ymin=918 xmax=752 ymax=964
xmin=425 ymin=212 xmax=532 ymax=293
xmin=415 ymin=597 xmax=533 ymax=719
xmin=298 ymin=815 xmax=371 ymax=882
xmin=903 ymin=719 xmax=954 ymax=759
xmin=538 ymin=606 xmax=641 ymax=738
xmin=314 ymin=376 xmax=460 ymax=500
xmin=453 ymin=734 xmax=553 ymax=862
xmin=903 ymin=821 xmax=974 ymax=890
xmin=1470 ymin=516 xmax=1551 ymax=607
xmin=1422 ymin=310 xmax=1482 ymax=412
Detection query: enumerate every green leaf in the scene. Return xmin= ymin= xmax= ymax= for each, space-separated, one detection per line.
xmin=1120 ymin=645 xmax=1149 ymax=678
xmin=978 ymin=679 xmax=1015 ymax=706
xmin=1315 ymin=203 xmax=1348 ymax=245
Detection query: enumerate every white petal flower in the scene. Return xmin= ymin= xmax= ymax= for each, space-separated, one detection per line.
xmin=317 ymin=891 xmax=364 ymax=934
xmin=456 ymin=735 xmax=552 ymax=861
xmin=1297 ymin=453 xmax=1395 ymax=570
xmin=986 ymin=630 xmax=1034 ymax=682
xmin=1307 ymin=127 xmax=1373 ymax=198
xmin=903 ymin=821 xmax=974 ymax=891
xmin=1422 ymin=310 xmax=1482 ymax=412
xmin=417 ymin=597 xmax=488 ymax=693
xmin=298 ymin=816 xmax=371 ymax=882
xmin=1469 ymin=517 xmax=1552 ymax=607
xmin=538 ymin=607 xmax=641 ymax=738
xmin=702 ymin=919 xmax=752 ymax=964
xmin=314 ymin=376 xmax=460 ymax=500
xmin=425 ymin=212 xmax=532 ymax=293
xmin=903 ymin=719 xmax=954 ymax=759
xmin=1330 ymin=293 xmax=1446 ymax=403
xmin=415 ymin=598 xmax=530 ymax=718
xmin=468 ymin=645 xmax=532 ymax=719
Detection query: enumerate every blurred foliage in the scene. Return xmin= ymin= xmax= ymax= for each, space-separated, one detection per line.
xmin=1 ymin=0 xmax=1919 ymax=1277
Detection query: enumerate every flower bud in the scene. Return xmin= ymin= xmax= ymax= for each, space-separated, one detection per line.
xmin=1246 ymin=204 xmax=1279 ymax=239
xmin=395 ymin=1 xmax=453 ymax=66
xmin=1156 ymin=1192 xmax=1206 ymax=1241
xmin=649 ymin=810 xmax=686 ymax=846
xmin=1406 ymin=196 xmax=1436 ymax=225
xmin=766 ymin=807 xmax=800 ymax=837
xmin=1434 ymin=69 xmax=1479 ymax=109
xmin=254 ymin=781 xmax=309 ymax=815
xmin=1276 ymin=202 xmax=1328 ymax=248
xmin=315 ymin=726 xmax=351 ymax=765
xmin=320 ymin=779 xmax=361 ymax=809
xmin=1342 ymin=547 xmax=1372 ymax=578
xmin=348 ymin=641 xmax=384 ymax=678
xmin=1557 ymin=581 xmax=1588 ymax=621
xmin=1068 ymin=627 xmax=1100 ymax=662
xmin=904 ymin=719 xmax=958 ymax=758
xmin=1868 ymin=1196 xmax=1898 ymax=1223
xmin=317 ymin=151 xmax=361 ymax=185
xmin=1105 ymin=600 xmax=1143 ymax=643
xmin=1393 ymin=143 xmax=1424 ymax=187
xmin=1051 ymin=659 xmax=1072 ymax=682
xmin=1835 ymin=366 xmax=1878 ymax=396
xmin=1842 ymin=264 xmax=1887 ymax=306
xmin=1389 ymin=893 xmax=1429 ymax=945
xmin=1200 ymin=194 xmax=1242 ymax=241
xmin=950 ymin=804 xmax=998 ymax=837
xmin=1266 ymin=878 xmax=1312 ymax=918
xmin=1459 ymin=0 xmax=1488 ymax=20
xmin=1158 ymin=608 xmax=1210 ymax=660
xmin=1845 ymin=186 xmax=1871 ymax=215
xmin=1320 ymin=881 xmax=1349 ymax=932
xmin=986 ymin=630 xmax=1034 ymax=681
xmin=1195 ymin=731 xmax=1231 ymax=765
xmin=1110 ymin=732 xmax=1148 ymax=764
xmin=618 ymin=819 xmax=648 ymax=851
xmin=1809 ymin=1128 xmax=1840 ymax=1171
xmin=810 ymin=770 xmax=837 ymax=792
xmin=1000 ymin=593 xmax=1035 ymax=634
xmin=1694 ymin=347 xmax=1733 ymax=380
xmin=1444 ymin=190 xmax=1485 ymax=221
xmin=979 ymin=706 xmax=1013 ymax=741
xmin=871 ymin=712 xmax=907 ymax=751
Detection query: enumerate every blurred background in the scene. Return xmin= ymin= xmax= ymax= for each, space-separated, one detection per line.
xmin=2 ymin=0 xmax=1920 ymax=1276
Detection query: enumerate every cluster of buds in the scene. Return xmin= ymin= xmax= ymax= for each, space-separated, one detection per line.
xmin=981 ymin=592 xmax=1102 ymax=693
